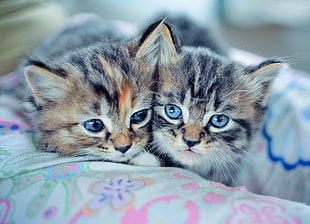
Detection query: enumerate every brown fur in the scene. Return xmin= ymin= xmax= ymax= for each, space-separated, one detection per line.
xmin=21 ymin=16 xmax=163 ymax=165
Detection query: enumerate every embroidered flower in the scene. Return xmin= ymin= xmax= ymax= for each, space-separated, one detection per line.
xmin=263 ymin=81 xmax=310 ymax=170
xmin=0 ymin=119 xmax=32 ymax=135
xmin=45 ymin=163 xmax=83 ymax=180
xmin=121 ymin=196 xmax=200 ymax=224
xmin=237 ymin=204 xmax=287 ymax=223
xmin=227 ymin=199 xmax=301 ymax=224
xmin=89 ymin=174 xmax=145 ymax=210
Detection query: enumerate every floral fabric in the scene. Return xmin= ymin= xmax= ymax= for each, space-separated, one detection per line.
xmin=1 ymin=22 xmax=310 ymax=222
xmin=231 ymin=49 xmax=310 ymax=204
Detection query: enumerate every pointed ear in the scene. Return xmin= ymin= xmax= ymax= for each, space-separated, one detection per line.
xmin=246 ymin=59 xmax=286 ymax=105
xmin=24 ymin=65 xmax=67 ymax=104
xmin=136 ymin=20 xmax=181 ymax=67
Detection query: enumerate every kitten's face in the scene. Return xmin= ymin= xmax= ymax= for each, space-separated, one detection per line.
xmin=154 ymin=51 xmax=254 ymax=167
xmin=150 ymin=24 xmax=284 ymax=184
xmin=24 ymin=36 xmax=156 ymax=163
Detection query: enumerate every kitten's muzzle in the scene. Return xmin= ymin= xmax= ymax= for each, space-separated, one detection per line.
xmin=181 ymin=125 xmax=203 ymax=147
xmin=182 ymin=137 xmax=201 ymax=147
xmin=111 ymin=132 xmax=133 ymax=153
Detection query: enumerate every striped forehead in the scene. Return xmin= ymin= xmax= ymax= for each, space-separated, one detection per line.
xmin=119 ymin=83 xmax=135 ymax=112
xmin=162 ymin=76 xmax=228 ymax=113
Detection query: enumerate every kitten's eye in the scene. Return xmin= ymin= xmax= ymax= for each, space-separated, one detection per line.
xmin=131 ymin=109 xmax=148 ymax=124
xmin=210 ymin=114 xmax=229 ymax=128
xmin=165 ymin=104 xmax=182 ymax=119
xmin=84 ymin=119 xmax=104 ymax=132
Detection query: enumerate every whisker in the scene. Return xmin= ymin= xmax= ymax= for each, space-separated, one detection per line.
xmin=208 ymin=150 xmax=227 ymax=183
xmin=220 ymin=150 xmax=240 ymax=183
xmin=225 ymin=142 xmax=254 ymax=166
xmin=214 ymin=150 xmax=239 ymax=184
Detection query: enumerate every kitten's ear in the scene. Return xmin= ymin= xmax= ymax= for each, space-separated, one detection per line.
xmin=246 ymin=59 xmax=286 ymax=105
xmin=136 ymin=19 xmax=181 ymax=67
xmin=24 ymin=64 xmax=67 ymax=104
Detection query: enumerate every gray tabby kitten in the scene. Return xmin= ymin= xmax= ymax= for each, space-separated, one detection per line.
xmin=146 ymin=18 xmax=285 ymax=185
xmin=20 ymin=15 xmax=161 ymax=165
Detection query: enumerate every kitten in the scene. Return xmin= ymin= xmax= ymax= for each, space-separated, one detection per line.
xmin=165 ymin=15 xmax=227 ymax=56
xmin=20 ymin=15 xmax=161 ymax=165
xmin=147 ymin=19 xmax=285 ymax=185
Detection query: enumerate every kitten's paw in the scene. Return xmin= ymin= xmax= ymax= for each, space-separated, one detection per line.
xmin=130 ymin=152 xmax=161 ymax=167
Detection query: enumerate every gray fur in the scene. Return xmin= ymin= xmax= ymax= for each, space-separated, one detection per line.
xmin=150 ymin=18 xmax=285 ymax=186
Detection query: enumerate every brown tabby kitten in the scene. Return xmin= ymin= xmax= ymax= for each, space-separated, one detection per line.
xmin=20 ymin=15 xmax=161 ymax=165
xmin=148 ymin=19 xmax=285 ymax=185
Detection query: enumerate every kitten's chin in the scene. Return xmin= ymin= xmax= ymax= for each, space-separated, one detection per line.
xmin=172 ymin=148 xmax=203 ymax=167
xmin=83 ymin=145 xmax=144 ymax=163
xmin=180 ymin=149 xmax=197 ymax=156
xmin=108 ymin=155 xmax=131 ymax=163
xmin=107 ymin=150 xmax=142 ymax=163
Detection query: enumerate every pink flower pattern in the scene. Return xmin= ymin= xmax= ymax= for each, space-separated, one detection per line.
xmin=227 ymin=199 xmax=301 ymax=224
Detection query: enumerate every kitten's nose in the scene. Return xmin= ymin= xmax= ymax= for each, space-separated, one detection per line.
xmin=115 ymin=144 xmax=132 ymax=154
xmin=182 ymin=137 xmax=201 ymax=147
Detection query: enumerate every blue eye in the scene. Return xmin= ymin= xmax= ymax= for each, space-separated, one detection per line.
xmin=210 ymin=114 xmax=229 ymax=128
xmin=84 ymin=119 xmax=104 ymax=132
xmin=165 ymin=104 xmax=182 ymax=119
xmin=131 ymin=109 xmax=148 ymax=124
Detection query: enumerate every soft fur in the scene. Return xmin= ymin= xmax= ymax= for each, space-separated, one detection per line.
xmin=21 ymin=16 xmax=162 ymax=165
xmin=148 ymin=17 xmax=285 ymax=185
xmin=20 ymin=15 xmax=285 ymax=184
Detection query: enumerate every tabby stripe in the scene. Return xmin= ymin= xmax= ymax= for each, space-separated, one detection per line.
xmin=92 ymin=83 xmax=115 ymax=103
xmin=40 ymin=123 xmax=80 ymax=133
xmin=153 ymin=115 xmax=178 ymax=128
xmin=232 ymin=118 xmax=252 ymax=139
xmin=120 ymin=61 xmax=130 ymax=75
xmin=206 ymin=82 xmax=219 ymax=99
xmin=28 ymin=96 xmax=43 ymax=110
xmin=213 ymin=93 xmax=223 ymax=111
xmin=220 ymin=128 xmax=243 ymax=143
xmin=221 ymin=134 xmax=238 ymax=144
xmin=25 ymin=60 xmax=68 ymax=78
xmin=90 ymin=54 xmax=107 ymax=75
xmin=70 ymin=56 xmax=89 ymax=77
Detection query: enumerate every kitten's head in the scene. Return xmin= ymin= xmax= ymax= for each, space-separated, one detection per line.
xmin=151 ymin=21 xmax=285 ymax=184
xmin=23 ymin=24 xmax=162 ymax=162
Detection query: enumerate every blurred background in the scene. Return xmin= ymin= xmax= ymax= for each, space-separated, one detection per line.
xmin=1 ymin=0 xmax=310 ymax=75
xmin=61 ymin=0 xmax=310 ymax=73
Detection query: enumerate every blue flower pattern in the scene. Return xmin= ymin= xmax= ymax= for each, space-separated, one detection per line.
xmin=263 ymin=79 xmax=310 ymax=170
xmin=89 ymin=174 xmax=145 ymax=210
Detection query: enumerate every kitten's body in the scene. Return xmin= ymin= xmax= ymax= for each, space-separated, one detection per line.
xmin=20 ymin=15 xmax=160 ymax=165
xmin=165 ymin=15 xmax=227 ymax=55
xmin=19 ymin=14 xmax=285 ymax=183
xmin=146 ymin=18 xmax=284 ymax=185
